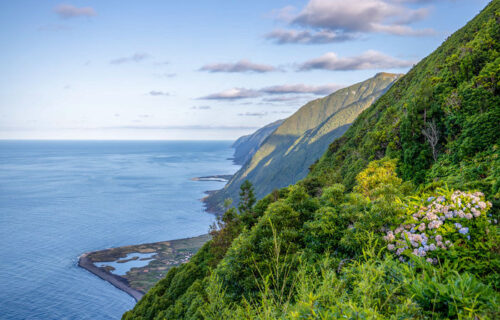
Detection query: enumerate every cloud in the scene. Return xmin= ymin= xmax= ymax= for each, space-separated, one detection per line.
xmin=390 ymin=0 xmax=435 ymax=3
xmin=200 ymin=60 xmax=277 ymax=73
xmin=371 ymin=24 xmax=434 ymax=36
xmin=261 ymin=83 xmax=343 ymax=95
xmin=299 ymin=50 xmax=415 ymax=71
xmin=200 ymin=88 xmax=261 ymax=100
xmin=104 ymin=125 xmax=259 ymax=131
xmin=268 ymin=5 xmax=298 ymax=21
xmin=292 ymin=0 xmax=432 ymax=35
xmin=149 ymin=91 xmax=169 ymax=96
xmin=267 ymin=0 xmax=435 ymax=43
xmin=262 ymin=96 xmax=306 ymax=102
xmin=154 ymin=73 xmax=177 ymax=78
xmin=110 ymin=53 xmax=150 ymax=65
xmin=238 ymin=112 xmax=268 ymax=117
xmin=266 ymin=29 xmax=355 ymax=44
xmin=54 ymin=4 xmax=97 ymax=19
xmin=200 ymin=82 xmax=345 ymax=101
xmin=191 ymin=106 xmax=212 ymax=110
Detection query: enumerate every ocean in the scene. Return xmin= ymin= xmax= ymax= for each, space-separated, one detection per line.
xmin=0 ymin=140 xmax=238 ymax=319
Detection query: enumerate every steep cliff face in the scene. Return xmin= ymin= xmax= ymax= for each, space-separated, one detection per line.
xmin=206 ymin=72 xmax=401 ymax=212
xmin=231 ymin=119 xmax=284 ymax=165
xmin=123 ymin=2 xmax=500 ymax=319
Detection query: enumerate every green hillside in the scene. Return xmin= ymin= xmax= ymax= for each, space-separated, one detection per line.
xmin=206 ymin=73 xmax=401 ymax=213
xmin=123 ymin=1 xmax=499 ymax=319
xmin=232 ymin=119 xmax=284 ymax=165
xmin=308 ymin=3 xmax=500 ymax=196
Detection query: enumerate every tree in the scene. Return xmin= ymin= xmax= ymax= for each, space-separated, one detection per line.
xmin=238 ymin=180 xmax=256 ymax=214
xmin=353 ymin=158 xmax=403 ymax=200
xmin=422 ymin=119 xmax=440 ymax=161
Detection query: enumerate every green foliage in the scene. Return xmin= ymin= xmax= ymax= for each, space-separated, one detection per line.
xmin=238 ymin=180 xmax=256 ymax=215
xmin=410 ymin=265 xmax=499 ymax=319
xmin=353 ymin=158 xmax=403 ymax=199
xmin=123 ymin=3 xmax=500 ymax=319
xmin=232 ymin=119 xmax=284 ymax=166
xmin=206 ymin=73 xmax=401 ymax=212
xmin=309 ymin=0 xmax=500 ymax=197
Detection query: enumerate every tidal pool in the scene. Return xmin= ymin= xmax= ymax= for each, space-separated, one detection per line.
xmin=95 ymin=252 xmax=157 ymax=275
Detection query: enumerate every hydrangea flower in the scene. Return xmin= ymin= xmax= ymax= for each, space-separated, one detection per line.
xmin=384 ymin=189 xmax=493 ymax=264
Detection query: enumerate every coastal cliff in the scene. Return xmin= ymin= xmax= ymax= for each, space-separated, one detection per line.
xmin=123 ymin=2 xmax=500 ymax=319
xmin=206 ymin=72 xmax=401 ymax=213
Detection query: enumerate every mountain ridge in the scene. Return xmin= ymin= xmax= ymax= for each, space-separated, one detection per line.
xmin=206 ymin=72 xmax=401 ymax=213
xmin=231 ymin=119 xmax=284 ymax=166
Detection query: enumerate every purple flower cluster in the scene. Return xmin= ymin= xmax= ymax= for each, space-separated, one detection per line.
xmin=384 ymin=190 xmax=492 ymax=263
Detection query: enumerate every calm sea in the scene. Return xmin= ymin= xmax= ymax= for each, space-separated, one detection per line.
xmin=0 ymin=140 xmax=238 ymax=320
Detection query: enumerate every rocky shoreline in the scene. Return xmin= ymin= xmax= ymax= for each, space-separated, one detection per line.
xmin=78 ymin=253 xmax=144 ymax=301
xmin=191 ymin=174 xmax=232 ymax=182
xmin=77 ymin=234 xmax=210 ymax=301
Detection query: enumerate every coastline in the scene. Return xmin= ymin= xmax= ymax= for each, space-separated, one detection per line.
xmin=77 ymin=173 xmax=234 ymax=302
xmin=77 ymin=234 xmax=211 ymax=302
xmin=78 ymin=253 xmax=144 ymax=302
xmin=191 ymin=174 xmax=232 ymax=182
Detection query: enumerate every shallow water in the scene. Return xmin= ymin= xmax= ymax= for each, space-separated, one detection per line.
xmin=95 ymin=252 xmax=156 ymax=276
xmin=0 ymin=140 xmax=238 ymax=320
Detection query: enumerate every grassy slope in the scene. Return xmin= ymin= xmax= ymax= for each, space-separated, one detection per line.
xmin=231 ymin=119 xmax=284 ymax=166
xmin=309 ymin=3 xmax=500 ymax=197
xmin=206 ymin=73 xmax=401 ymax=213
xmin=123 ymin=1 xmax=499 ymax=319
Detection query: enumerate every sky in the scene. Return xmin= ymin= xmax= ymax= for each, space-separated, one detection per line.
xmin=0 ymin=0 xmax=491 ymax=140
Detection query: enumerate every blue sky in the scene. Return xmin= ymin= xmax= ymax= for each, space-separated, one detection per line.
xmin=0 ymin=0 xmax=491 ymax=140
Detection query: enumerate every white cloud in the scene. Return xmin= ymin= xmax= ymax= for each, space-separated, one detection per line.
xmin=191 ymin=106 xmax=212 ymax=110
xmin=299 ymin=50 xmax=415 ymax=71
xmin=149 ymin=91 xmax=169 ymax=96
xmin=261 ymin=83 xmax=343 ymax=95
xmin=200 ymin=60 xmax=277 ymax=73
xmin=200 ymin=88 xmax=261 ymax=100
xmin=106 ymin=125 xmax=259 ymax=131
xmin=265 ymin=29 xmax=355 ymax=44
xmin=263 ymin=96 xmax=307 ymax=102
xmin=238 ymin=112 xmax=268 ymax=117
xmin=110 ymin=53 xmax=150 ymax=65
xmin=292 ymin=0 xmax=431 ymax=35
xmin=200 ymin=83 xmax=344 ymax=101
xmin=54 ymin=4 xmax=96 ymax=19
xmin=267 ymin=0 xmax=435 ymax=44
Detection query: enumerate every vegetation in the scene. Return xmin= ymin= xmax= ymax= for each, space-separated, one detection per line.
xmin=205 ymin=72 xmax=401 ymax=213
xmin=86 ymin=234 xmax=210 ymax=293
xmin=232 ymin=119 xmax=284 ymax=166
xmin=123 ymin=2 xmax=500 ymax=319
xmin=309 ymin=1 xmax=500 ymax=197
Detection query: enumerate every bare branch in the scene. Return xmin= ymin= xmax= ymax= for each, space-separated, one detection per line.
xmin=422 ymin=119 xmax=439 ymax=161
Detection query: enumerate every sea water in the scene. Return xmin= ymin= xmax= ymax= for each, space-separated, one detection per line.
xmin=0 ymin=140 xmax=238 ymax=320
xmin=94 ymin=252 xmax=156 ymax=276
